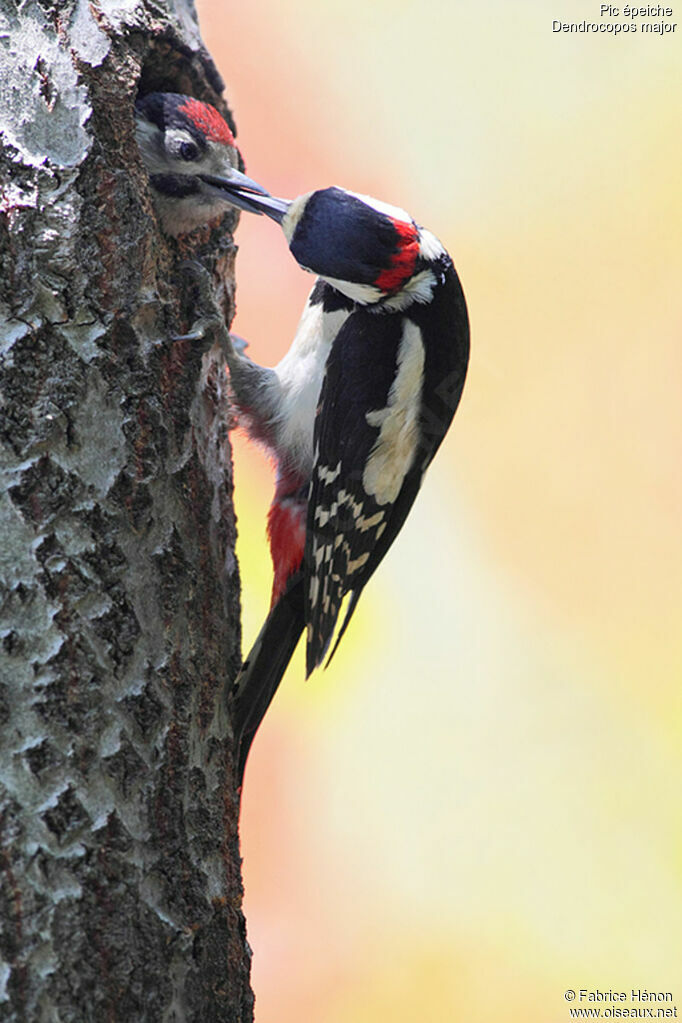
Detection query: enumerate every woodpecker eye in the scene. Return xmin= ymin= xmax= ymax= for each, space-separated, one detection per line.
xmin=179 ymin=140 xmax=200 ymax=162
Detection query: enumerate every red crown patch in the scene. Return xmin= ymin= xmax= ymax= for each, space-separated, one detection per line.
xmin=178 ymin=97 xmax=235 ymax=146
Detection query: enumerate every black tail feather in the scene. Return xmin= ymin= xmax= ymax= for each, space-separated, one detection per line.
xmin=322 ymin=588 xmax=362 ymax=671
xmin=231 ymin=574 xmax=305 ymax=789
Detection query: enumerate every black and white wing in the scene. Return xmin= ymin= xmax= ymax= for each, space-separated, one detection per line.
xmin=303 ymin=262 xmax=469 ymax=674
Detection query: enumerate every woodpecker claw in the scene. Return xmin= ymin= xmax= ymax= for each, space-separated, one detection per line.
xmin=174 ymin=262 xmax=252 ymax=372
xmin=172 ymin=328 xmax=201 ymax=343
xmin=174 ymin=261 xmax=233 ymax=354
xmin=171 ymin=319 xmax=217 ymax=344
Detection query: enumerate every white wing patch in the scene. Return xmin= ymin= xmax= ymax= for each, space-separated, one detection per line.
xmin=362 ymin=321 xmax=425 ymax=505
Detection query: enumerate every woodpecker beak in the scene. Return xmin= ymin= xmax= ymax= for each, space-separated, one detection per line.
xmin=228 ymin=193 xmax=292 ymax=224
xmin=200 ymin=172 xmax=292 ymax=223
xmin=198 ymin=168 xmax=275 ymax=214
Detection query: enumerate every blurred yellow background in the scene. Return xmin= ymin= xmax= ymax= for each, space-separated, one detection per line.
xmin=196 ymin=1 xmax=682 ymax=1019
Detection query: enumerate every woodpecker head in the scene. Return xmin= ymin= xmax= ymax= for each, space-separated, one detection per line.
xmin=207 ymin=182 xmax=445 ymax=306
xmin=135 ymin=92 xmax=270 ymax=235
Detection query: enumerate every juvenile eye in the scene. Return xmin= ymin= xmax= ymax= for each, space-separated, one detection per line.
xmin=179 ymin=140 xmax=200 ymax=161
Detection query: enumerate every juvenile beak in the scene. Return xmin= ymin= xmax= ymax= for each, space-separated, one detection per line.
xmin=200 ymin=170 xmax=292 ymax=223
xmin=199 ymin=168 xmax=272 ymax=213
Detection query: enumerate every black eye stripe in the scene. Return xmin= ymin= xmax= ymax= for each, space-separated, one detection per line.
xmin=149 ymin=174 xmax=201 ymax=197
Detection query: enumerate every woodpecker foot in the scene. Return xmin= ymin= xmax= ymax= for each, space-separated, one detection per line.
xmin=176 ymin=264 xmax=248 ymax=354
xmin=174 ymin=260 xmax=235 ymax=356
xmin=173 ymin=324 xmax=248 ymax=352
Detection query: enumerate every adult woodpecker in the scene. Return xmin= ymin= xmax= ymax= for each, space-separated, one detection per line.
xmin=135 ymin=95 xmax=470 ymax=788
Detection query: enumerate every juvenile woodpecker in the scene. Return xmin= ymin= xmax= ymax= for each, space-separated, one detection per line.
xmin=135 ymin=95 xmax=469 ymax=788
xmin=135 ymin=92 xmax=269 ymax=235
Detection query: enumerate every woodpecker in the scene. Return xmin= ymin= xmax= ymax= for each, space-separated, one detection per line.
xmin=135 ymin=92 xmax=269 ymax=235
xmin=220 ymin=187 xmax=469 ymax=786
xmin=135 ymin=95 xmax=469 ymax=789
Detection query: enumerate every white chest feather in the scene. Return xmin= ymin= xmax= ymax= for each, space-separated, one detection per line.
xmin=273 ymin=292 xmax=349 ymax=475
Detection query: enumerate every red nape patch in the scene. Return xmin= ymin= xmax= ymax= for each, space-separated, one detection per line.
xmin=375 ymin=218 xmax=420 ymax=294
xmin=178 ymin=97 xmax=235 ymax=146
xmin=268 ymin=498 xmax=306 ymax=607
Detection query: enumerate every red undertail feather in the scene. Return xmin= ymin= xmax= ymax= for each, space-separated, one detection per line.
xmin=268 ymin=496 xmax=306 ymax=608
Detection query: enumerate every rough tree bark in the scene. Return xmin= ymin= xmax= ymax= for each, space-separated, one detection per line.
xmin=0 ymin=1 xmax=253 ymax=1019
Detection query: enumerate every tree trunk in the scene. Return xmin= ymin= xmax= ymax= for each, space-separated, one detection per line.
xmin=0 ymin=1 xmax=252 ymax=1019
